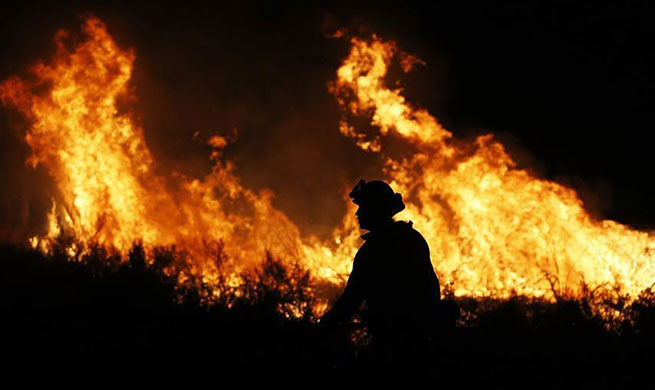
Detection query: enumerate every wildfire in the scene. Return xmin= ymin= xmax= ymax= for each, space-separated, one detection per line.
xmin=1 ymin=18 xmax=654 ymax=305
xmin=0 ymin=18 xmax=356 ymax=292
xmin=331 ymin=34 xmax=655 ymax=300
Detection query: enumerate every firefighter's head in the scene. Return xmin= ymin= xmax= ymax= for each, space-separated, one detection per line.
xmin=349 ymin=179 xmax=405 ymax=231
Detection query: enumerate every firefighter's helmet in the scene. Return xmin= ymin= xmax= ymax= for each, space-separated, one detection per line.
xmin=349 ymin=179 xmax=405 ymax=217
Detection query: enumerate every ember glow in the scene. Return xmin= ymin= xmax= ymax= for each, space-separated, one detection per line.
xmin=1 ymin=18 xmax=654 ymax=304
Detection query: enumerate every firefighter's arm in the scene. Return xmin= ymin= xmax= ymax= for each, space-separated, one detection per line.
xmin=320 ymin=259 xmax=364 ymax=325
xmin=411 ymin=230 xmax=441 ymax=301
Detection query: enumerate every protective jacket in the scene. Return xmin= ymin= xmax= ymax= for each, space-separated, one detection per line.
xmin=324 ymin=220 xmax=441 ymax=338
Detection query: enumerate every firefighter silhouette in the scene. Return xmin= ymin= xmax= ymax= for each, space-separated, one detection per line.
xmin=321 ymin=179 xmax=447 ymax=363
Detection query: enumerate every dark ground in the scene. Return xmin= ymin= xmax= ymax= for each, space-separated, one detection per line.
xmin=2 ymin=244 xmax=655 ymax=387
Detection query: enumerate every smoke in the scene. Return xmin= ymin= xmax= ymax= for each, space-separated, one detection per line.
xmin=0 ymin=113 xmax=51 ymax=243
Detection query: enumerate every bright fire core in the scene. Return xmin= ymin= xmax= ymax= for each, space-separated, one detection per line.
xmin=1 ymin=18 xmax=654 ymax=304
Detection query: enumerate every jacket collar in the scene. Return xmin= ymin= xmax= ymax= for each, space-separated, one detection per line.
xmin=361 ymin=220 xmax=412 ymax=241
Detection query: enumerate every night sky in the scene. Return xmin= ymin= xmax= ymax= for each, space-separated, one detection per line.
xmin=1 ymin=0 xmax=654 ymax=241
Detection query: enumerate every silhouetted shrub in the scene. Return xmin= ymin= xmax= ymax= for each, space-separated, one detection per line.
xmin=239 ymin=252 xmax=318 ymax=321
xmin=2 ymin=241 xmax=655 ymax=385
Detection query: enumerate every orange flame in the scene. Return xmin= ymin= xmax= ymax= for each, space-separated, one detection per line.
xmin=0 ymin=18 xmax=356 ymax=294
xmin=331 ymin=35 xmax=655 ymax=299
xmin=1 ymin=19 xmax=654 ymax=307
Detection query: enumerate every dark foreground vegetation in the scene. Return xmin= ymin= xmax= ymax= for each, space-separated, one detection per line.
xmin=2 ymin=243 xmax=655 ymax=387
